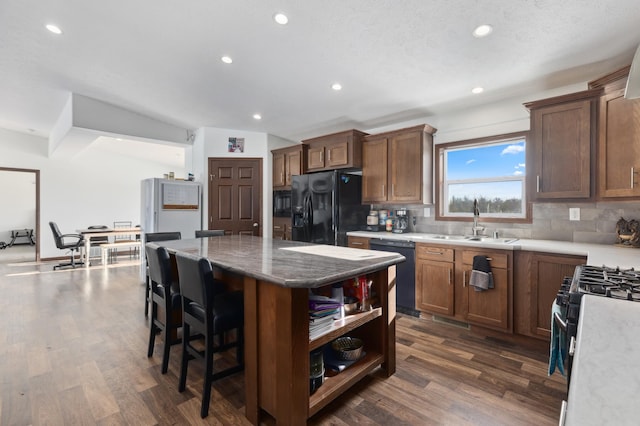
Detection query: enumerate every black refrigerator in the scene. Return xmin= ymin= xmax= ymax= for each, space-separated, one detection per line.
xmin=291 ymin=171 xmax=369 ymax=246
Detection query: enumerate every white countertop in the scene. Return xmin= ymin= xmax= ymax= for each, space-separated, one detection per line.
xmin=347 ymin=231 xmax=640 ymax=269
xmin=565 ymin=296 xmax=640 ymax=426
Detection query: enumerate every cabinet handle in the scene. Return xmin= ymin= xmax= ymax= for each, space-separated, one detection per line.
xmin=486 ymin=257 xmax=493 ymax=261
xmin=448 ymin=268 xmax=452 ymax=285
xmin=381 ymin=184 xmax=385 ymax=196
xmin=632 ymin=167 xmax=636 ymax=189
xmin=351 ymin=241 xmax=364 ymax=246
xmin=463 ymin=270 xmax=466 ymax=287
xmin=281 ymin=173 xmax=284 ymax=183
xmin=320 ymin=151 xmax=324 ymax=163
xmin=536 ymin=175 xmax=540 ymax=193
xmin=569 ymin=336 xmax=576 ymax=356
xmin=392 ymin=184 xmax=395 ymax=197
xmin=559 ymin=400 xmax=568 ymax=426
xmin=328 ymin=150 xmax=331 ymax=163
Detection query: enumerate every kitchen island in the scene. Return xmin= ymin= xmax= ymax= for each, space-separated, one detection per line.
xmin=149 ymin=235 xmax=404 ymax=425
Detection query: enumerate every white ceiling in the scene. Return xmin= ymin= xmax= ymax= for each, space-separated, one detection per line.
xmin=1 ymin=0 xmax=640 ymax=144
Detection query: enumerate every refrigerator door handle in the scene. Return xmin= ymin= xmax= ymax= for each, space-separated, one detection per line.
xmin=307 ymin=194 xmax=313 ymax=233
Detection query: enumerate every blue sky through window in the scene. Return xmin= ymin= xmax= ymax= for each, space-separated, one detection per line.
xmin=447 ymin=140 xmax=525 ymax=180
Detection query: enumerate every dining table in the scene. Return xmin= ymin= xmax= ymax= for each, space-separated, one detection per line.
xmin=77 ymin=227 xmax=142 ymax=268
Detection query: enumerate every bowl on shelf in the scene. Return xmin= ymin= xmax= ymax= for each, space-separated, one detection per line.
xmin=343 ymin=296 xmax=359 ymax=315
xmin=332 ymin=336 xmax=363 ymax=361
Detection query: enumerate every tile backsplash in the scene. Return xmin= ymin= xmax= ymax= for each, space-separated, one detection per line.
xmin=373 ymin=201 xmax=640 ymax=244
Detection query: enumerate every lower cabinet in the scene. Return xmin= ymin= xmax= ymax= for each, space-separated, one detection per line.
xmin=416 ymin=244 xmax=455 ymax=316
xmin=461 ymin=249 xmax=511 ymax=331
xmin=347 ymin=236 xmax=370 ymax=249
xmin=273 ymin=217 xmax=291 ymax=240
xmin=415 ymin=243 xmax=512 ymax=332
xmin=514 ymin=251 xmax=585 ymax=340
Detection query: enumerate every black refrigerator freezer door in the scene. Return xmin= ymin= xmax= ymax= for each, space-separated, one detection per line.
xmin=291 ymin=174 xmax=311 ymax=242
xmin=308 ymin=171 xmax=336 ymax=245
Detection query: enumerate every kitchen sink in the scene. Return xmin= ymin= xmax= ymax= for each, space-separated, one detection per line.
xmin=430 ymin=235 xmax=467 ymax=240
xmin=465 ymin=236 xmax=519 ymax=243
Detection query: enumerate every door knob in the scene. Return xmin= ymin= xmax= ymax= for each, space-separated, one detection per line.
xmin=253 ymin=223 xmax=259 ymax=227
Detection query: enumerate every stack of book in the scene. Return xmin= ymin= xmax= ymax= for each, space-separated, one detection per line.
xmin=309 ymin=295 xmax=341 ymax=340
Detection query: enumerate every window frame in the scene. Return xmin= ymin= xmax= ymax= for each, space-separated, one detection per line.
xmin=435 ymin=131 xmax=532 ymax=224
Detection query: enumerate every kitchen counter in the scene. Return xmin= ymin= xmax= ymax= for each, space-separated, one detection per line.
xmin=151 ymin=235 xmax=404 ymax=287
xmin=149 ymin=235 xmax=400 ymax=425
xmin=565 ymin=296 xmax=640 ymax=425
xmin=347 ymin=231 xmax=640 ymax=269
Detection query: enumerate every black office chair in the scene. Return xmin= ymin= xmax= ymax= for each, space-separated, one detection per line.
xmin=143 ymin=232 xmax=182 ymax=316
xmin=195 ymin=230 xmax=225 ymax=238
xmin=175 ymin=251 xmax=244 ymax=418
xmin=145 ymin=245 xmax=181 ymax=374
xmin=49 ymin=221 xmax=85 ymax=270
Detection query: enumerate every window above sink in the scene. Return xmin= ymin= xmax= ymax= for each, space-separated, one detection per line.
xmin=435 ymin=131 xmax=532 ymax=224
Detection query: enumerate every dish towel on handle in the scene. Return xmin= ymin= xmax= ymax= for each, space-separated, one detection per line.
xmin=469 ymin=255 xmax=494 ymax=291
xmin=548 ymin=300 xmax=567 ymax=377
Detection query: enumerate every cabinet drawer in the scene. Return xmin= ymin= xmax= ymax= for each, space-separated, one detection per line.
xmin=347 ymin=236 xmax=370 ymax=249
xmin=416 ymin=244 xmax=454 ymax=262
xmin=462 ymin=250 xmax=508 ymax=269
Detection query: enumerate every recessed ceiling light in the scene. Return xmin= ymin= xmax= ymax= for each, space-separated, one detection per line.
xmin=253 ymin=114 xmax=262 ymax=120
xmin=46 ymin=24 xmax=62 ymax=35
xmin=274 ymin=13 xmax=288 ymax=25
xmin=472 ymin=87 xmax=484 ymax=94
xmin=331 ymin=83 xmax=342 ymax=91
xmin=221 ymin=56 xmax=233 ymax=64
xmin=472 ymin=24 xmax=493 ymax=38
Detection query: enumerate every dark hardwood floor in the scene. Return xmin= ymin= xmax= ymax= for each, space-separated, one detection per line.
xmin=0 ymin=259 xmax=565 ymax=425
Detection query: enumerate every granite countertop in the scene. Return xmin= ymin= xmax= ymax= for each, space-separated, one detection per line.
xmin=565 ymin=296 xmax=640 ymax=425
xmin=148 ymin=235 xmax=405 ymax=288
xmin=347 ymin=231 xmax=640 ymax=269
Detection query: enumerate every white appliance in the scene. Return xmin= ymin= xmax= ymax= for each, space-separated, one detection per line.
xmin=140 ymin=178 xmax=202 ymax=239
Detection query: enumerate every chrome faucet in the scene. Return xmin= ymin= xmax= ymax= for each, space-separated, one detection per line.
xmin=472 ymin=198 xmax=485 ymax=236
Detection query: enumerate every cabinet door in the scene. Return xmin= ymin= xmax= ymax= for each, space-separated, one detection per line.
xmin=307 ymin=146 xmax=325 ymax=170
xmin=326 ymin=141 xmax=349 ymax=168
xmin=362 ymin=138 xmax=388 ymax=203
xmin=465 ymin=266 xmax=509 ymax=330
xmin=530 ymin=253 xmax=583 ymax=338
xmin=273 ymin=153 xmax=286 ymax=188
xmin=531 ymin=99 xmax=592 ymax=199
xmin=416 ymin=259 xmax=454 ymax=316
xmin=388 ymin=131 xmax=422 ymax=202
xmin=286 ymin=149 xmax=302 ymax=186
xmin=598 ymin=89 xmax=640 ymax=198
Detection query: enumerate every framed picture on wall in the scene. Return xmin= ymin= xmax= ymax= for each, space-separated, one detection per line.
xmin=228 ymin=137 xmax=245 ymax=153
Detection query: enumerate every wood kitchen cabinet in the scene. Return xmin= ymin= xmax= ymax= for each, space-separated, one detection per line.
xmin=589 ymin=67 xmax=640 ymax=199
xmin=460 ymin=249 xmax=511 ymax=331
xmin=415 ymin=244 xmax=455 ymax=316
xmin=362 ymin=124 xmax=436 ymax=204
xmin=524 ymin=89 xmax=600 ymax=200
xmin=347 ymin=236 xmax=370 ymax=249
xmin=302 ymin=129 xmax=367 ymax=172
xmin=273 ymin=217 xmax=291 ymax=240
xmin=513 ymin=251 xmax=585 ymax=340
xmin=415 ymin=243 xmax=512 ymax=332
xmin=272 ymin=145 xmax=306 ymax=189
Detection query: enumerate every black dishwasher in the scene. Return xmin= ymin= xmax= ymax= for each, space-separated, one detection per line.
xmin=369 ymin=239 xmax=418 ymax=317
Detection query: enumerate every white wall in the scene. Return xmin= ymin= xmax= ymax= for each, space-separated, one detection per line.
xmin=0 ymin=128 xmax=186 ymax=258
xmin=0 ymin=170 xmax=35 ymax=243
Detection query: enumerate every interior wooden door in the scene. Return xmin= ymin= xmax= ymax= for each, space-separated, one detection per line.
xmin=208 ymin=158 xmax=262 ymax=236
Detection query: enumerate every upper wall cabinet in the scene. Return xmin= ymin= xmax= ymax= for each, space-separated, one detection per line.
xmin=589 ymin=67 xmax=640 ymax=199
xmin=302 ymin=129 xmax=368 ymax=172
xmin=362 ymin=124 xmax=436 ymax=204
xmin=272 ymin=144 xmax=307 ymax=189
xmin=524 ymin=89 xmax=601 ymax=201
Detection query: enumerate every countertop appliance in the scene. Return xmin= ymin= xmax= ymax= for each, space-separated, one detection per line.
xmin=555 ymin=264 xmax=640 ymax=385
xmin=140 ymin=178 xmax=202 ymax=238
xmin=392 ymin=208 xmax=410 ymax=233
xmin=291 ymin=171 xmax=369 ymax=246
xmin=369 ymin=238 xmax=418 ymax=316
